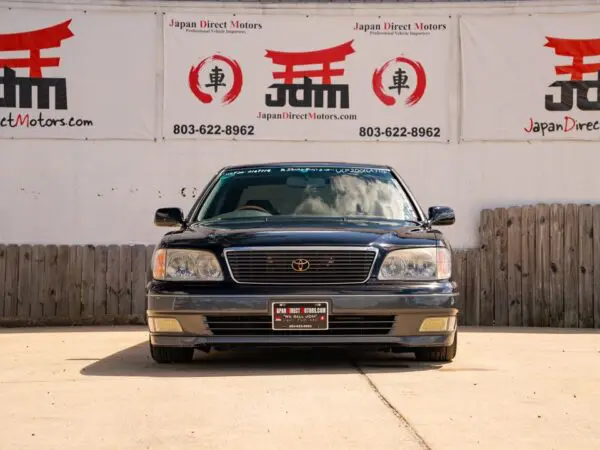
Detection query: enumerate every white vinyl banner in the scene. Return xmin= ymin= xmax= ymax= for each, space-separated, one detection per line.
xmin=461 ymin=13 xmax=600 ymax=141
xmin=0 ymin=8 xmax=157 ymax=139
xmin=163 ymin=14 xmax=451 ymax=142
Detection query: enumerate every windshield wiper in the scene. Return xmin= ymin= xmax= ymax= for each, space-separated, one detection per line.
xmin=341 ymin=217 xmax=422 ymax=225
xmin=196 ymin=217 xmax=222 ymax=225
xmin=197 ymin=216 xmax=271 ymax=226
xmin=196 ymin=215 xmax=424 ymax=227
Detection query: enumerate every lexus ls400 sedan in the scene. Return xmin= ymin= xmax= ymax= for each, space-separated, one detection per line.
xmin=147 ymin=162 xmax=459 ymax=364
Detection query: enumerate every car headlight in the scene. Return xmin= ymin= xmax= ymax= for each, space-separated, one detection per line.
xmin=377 ymin=247 xmax=451 ymax=281
xmin=152 ymin=248 xmax=224 ymax=281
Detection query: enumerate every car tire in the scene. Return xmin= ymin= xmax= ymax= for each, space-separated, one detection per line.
xmin=414 ymin=331 xmax=457 ymax=362
xmin=149 ymin=342 xmax=195 ymax=364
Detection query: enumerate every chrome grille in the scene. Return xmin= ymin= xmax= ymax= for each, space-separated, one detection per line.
xmin=205 ymin=315 xmax=395 ymax=336
xmin=223 ymin=246 xmax=378 ymax=285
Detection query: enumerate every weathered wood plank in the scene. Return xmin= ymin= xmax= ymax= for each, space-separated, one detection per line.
xmin=563 ymin=204 xmax=579 ymax=328
xmin=132 ymin=245 xmax=147 ymax=316
xmin=535 ymin=204 xmax=550 ymax=327
xmin=452 ymin=250 xmax=464 ymax=325
xmin=94 ymin=246 xmax=108 ymax=316
xmin=81 ymin=245 xmax=95 ymax=318
xmin=507 ymin=207 xmax=522 ymax=326
xmin=578 ymin=205 xmax=594 ymax=328
xmin=494 ymin=208 xmax=509 ymax=326
xmin=460 ymin=250 xmax=469 ymax=326
xmin=17 ymin=244 xmax=32 ymax=318
xmin=479 ymin=210 xmax=495 ymax=326
xmin=465 ymin=248 xmax=480 ymax=326
xmin=594 ymin=205 xmax=600 ymax=329
xmin=146 ymin=245 xmax=155 ymax=283
xmin=0 ymin=245 xmax=6 ymax=318
xmin=42 ymin=245 xmax=58 ymax=317
xmin=549 ymin=204 xmax=565 ymax=327
xmin=30 ymin=246 xmax=45 ymax=319
xmin=68 ymin=246 xmax=83 ymax=320
xmin=106 ymin=245 xmax=120 ymax=317
xmin=118 ymin=245 xmax=133 ymax=316
xmin=4 ymin=245 xmax=20 ymax=318
xmin=521 ymin=206 xmax=536 ymax=326
xmin=55 ymin=245 xmax=70 ymax=318
xmin=461 ymin=250 xmax=469 ymax=325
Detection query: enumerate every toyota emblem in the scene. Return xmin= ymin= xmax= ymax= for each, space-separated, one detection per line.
xmin=291 ymin=258 xmax=310 ymax=272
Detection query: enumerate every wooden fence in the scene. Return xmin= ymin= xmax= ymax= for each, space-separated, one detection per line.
xmin=0 ymin=244 xmax=154 ymax=326
xmin=1 ymin=203 xmax=599 ymax=328
xmin=453 ymin=203 xmax=600 ymax=328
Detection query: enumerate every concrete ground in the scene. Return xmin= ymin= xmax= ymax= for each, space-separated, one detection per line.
xmin=0 ymin=327 xmax=599 ymax=450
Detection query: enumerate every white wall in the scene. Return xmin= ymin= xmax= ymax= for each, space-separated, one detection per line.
xmin=1 ymin=0 xmax=599 ymax=249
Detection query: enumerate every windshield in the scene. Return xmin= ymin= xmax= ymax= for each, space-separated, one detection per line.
xmin=193 ymin=166 xmax=421 ymax=223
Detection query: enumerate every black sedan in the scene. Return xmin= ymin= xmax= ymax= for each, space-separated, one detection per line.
xmin=146 ymin=162 xmax=459 ymax=363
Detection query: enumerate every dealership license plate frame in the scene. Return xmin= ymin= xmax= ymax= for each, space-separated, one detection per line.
xmin=271 ymin=301 xmax=330 ymax=331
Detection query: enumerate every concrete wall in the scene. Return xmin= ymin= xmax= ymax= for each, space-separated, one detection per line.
xmin=1 ymin=0 xmax=599 ymax=249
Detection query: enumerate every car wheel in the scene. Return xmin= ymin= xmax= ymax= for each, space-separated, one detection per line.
xmin=414 ymin=331 xmax=457 ymax=362
xmin=149 ymin=341 xmax=195 ymax=364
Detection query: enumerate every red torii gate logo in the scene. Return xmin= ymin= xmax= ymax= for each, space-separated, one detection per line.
xmin=264 ymin=41 xmax=355 ymax=109
xmin=544 ymin=37 xmax=600 ymax=111
xmin=0 ymin=19 xmax=74 ymax=110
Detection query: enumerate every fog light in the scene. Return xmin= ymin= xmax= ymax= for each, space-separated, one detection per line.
xmin=419 ymin=317 xmax=449 ymax=332
xmin=149 ymin=317 xmax=183 ymax=333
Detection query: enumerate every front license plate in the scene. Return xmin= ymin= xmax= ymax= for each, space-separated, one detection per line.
xmin=272 ymin=302 xmax=329 ymax=331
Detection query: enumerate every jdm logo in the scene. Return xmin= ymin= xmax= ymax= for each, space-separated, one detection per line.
xmin=372 ymin=56 xmax=426 ymax=107
xmin=544 ymin=37 xmax=600 ymax=111
xmin=263 ymin=41 xmax=355 ymax=109
xmin=188 ymin=54 xmax=243 ymax=105
xmin=0 ymin=20 xmax=74 ymax=110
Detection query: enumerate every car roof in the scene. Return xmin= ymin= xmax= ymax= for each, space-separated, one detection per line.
xmin=222 ymin=162 xmax=392 ymax=171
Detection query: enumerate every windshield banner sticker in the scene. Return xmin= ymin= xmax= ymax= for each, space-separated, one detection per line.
xmin=163 ymin=14 xmax=452 ymax=142
xmin=460 ymin=13 xmax=600 ymax=141
xmin=222 ymin=167 xmax=391 ymax=177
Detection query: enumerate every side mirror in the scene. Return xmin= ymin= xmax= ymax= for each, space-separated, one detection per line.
xmin=154 ymin=208 xmax=184 ymax=227
xmin=428 ymin=206 xmax=455 ymax=226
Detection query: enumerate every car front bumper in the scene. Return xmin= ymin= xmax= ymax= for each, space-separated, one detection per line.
xmin=147 ymin=288 xmax=459 ymax=349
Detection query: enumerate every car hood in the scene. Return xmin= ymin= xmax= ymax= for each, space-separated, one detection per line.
xmin=160 ymin=220 xmax=444 ymax=249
